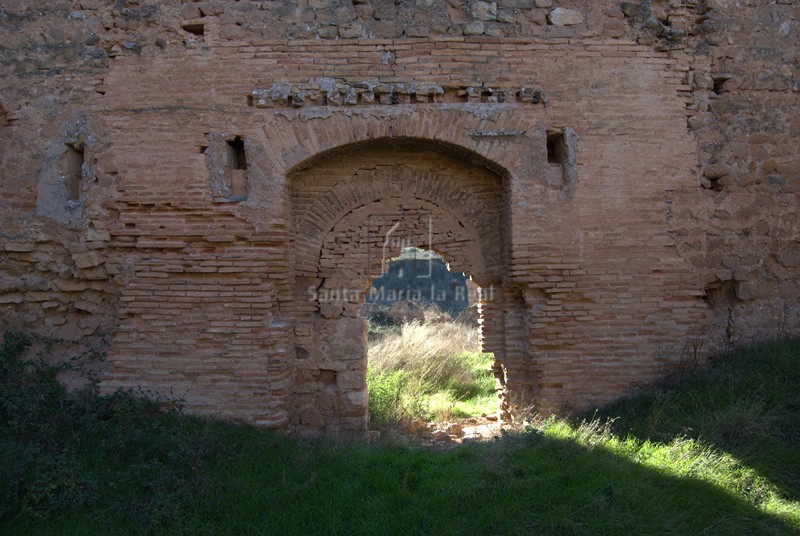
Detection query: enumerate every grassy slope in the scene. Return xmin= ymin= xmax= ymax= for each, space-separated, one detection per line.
xmin=596 ymin=338 xmax=800 ymax=505
xmin=2 ymin=335 xmax=799 ymax=535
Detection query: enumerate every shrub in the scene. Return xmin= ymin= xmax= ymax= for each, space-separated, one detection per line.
xmin=0 ymin=330 xmax=204 ymax=527
xmin=0 ymin=331 xmax=95 ymax=518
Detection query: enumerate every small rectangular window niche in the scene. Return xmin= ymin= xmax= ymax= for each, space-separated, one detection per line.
xmin=544 ymin=127 xmax=579 ymax=194
xmin=547 ymin=130 xmax=566 ymax=165
xmin=182 ymin=23 xmax=205 ymax=37
xmin=226 ymin=136 xmax=248 ymax=200
xmin=226 ymin=137 xmax=247 ymax=171
xmin=64 ymin=143 xmax=84 ymax=201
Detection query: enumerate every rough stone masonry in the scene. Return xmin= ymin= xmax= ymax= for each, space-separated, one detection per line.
xmin=0 ymin=0 xmax=797 ymax=438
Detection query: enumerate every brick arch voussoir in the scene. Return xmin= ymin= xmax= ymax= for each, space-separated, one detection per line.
xmin=316 ymin=196 xmax=486 ymax=287
xmin=298 ymin=166 xmax=499 ymax=235
xmin=277 ymin=108 xmax=524 ymax=179
xmin=296 ymin=166 xmax=500 ymax=276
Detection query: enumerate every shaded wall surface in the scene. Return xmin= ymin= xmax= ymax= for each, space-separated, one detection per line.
xmin=0 ymin=0 xmax=797 ymax=436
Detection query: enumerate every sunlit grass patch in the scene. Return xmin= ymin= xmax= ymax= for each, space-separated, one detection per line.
xmin=537 ymin=415 xmax=800 ymax=525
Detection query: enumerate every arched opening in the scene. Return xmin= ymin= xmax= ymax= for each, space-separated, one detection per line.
xmin=288 ymin=138 xmax=513 ymax=438
xmin=365 ymin=247 xmax=500 ymax=438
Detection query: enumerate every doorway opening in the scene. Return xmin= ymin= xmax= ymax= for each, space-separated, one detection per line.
xmin=289 ymin=138 xmax=512 ymax=439
xmin=363 ymin=247 xmax=500 ymax=435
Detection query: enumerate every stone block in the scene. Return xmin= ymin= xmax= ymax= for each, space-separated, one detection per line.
xmin=498 ymin=0 xmax=533 ymax=9
xmin=0 ymin=276 xmax=22 ymax=292
xmin=346 ymin=389 xmax=368 ymax=407
xmin=318 ymin=25 xmax=338 ymax=39
xmin=464 ymin=20 xmax=485 ymax=35
xmin=4 ymin=242 xmax=35 ymax=252
xmin=86 ymin=228 xmax=111 ymax=242
xmin=338 ymin=23 xmax=364 ymax=39
xmin=337 ymin=371 xmax=365 ymax=390
xmin=469 ymin=1 xmax=497 ymax=21
xmin=73 ymin=251 xmax=103 ymax=269
xmin=0 ymin=293 xmax=24 ymax=304
xmin=55 ymin=280 xmax=89 ymax=292
xmin=548 ymin=8 xmax=584 ymax=26
xmin=703 ymin=164 xmax=730 ymax=180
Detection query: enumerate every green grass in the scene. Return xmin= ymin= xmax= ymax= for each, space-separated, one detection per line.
xmin=2 ymin=331 xmax=799 ymax=535
xmin=594 ymin=337 xmax=800 ymax=505
xmin=367 ymin=321 xmax=497 ymax=425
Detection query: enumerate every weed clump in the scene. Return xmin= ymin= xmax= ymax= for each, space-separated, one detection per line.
xmin=0 ymin=331 xmax=95 ymax=518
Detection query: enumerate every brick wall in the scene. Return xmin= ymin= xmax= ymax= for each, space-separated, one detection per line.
xmin=0 ymin=1 xmax=796 ymax=437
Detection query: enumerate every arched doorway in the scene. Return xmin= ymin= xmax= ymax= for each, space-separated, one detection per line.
xmin=288 ymin=139 xmax=513 ymax=438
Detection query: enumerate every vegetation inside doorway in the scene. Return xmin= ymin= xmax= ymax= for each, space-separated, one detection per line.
xmin=363 ymin=248 xmax=498 ymax=431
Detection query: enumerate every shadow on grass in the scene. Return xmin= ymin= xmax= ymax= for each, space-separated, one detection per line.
xmin=4 ymin=418 xmax=798 ymax=535
xmin=2 ymin=336 xmax=798 ymax=535
xmin=194 ymin=430 xmax=797 ymax=535
xmin=591 ymin=338 xmax=800 ymax=503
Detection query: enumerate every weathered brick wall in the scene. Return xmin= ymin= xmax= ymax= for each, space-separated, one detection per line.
xmin=667 ymin=0 xmax=800 ymax=349
xmin=0 ymin=0 xmax=797 ymax=437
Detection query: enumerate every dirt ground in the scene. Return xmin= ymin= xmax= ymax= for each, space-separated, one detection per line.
xmin=370 ymin=414 xmax=508 ymax=449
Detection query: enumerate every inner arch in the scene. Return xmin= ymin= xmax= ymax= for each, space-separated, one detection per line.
xmin=286 ymin=136 xmax=513 ymax=180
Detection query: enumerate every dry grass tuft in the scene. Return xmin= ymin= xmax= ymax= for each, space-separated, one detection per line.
xmin=367 ymin=319 xmax=496 ymax=427
xmin=369 ymin=321 xmax=482 ymax=386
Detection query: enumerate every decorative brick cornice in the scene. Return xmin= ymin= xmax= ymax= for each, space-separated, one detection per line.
xmin=248 ymin=78 xmax=546 ymax=108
